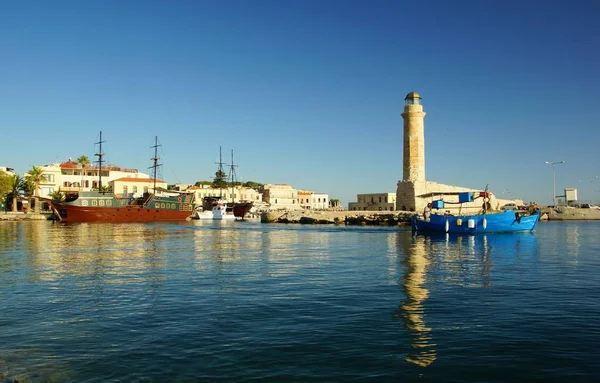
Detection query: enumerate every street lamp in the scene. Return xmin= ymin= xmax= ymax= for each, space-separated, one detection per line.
xmin=545 ymin=160 xmax=565 ymax=206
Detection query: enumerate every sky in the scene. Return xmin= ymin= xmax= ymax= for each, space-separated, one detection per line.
xmin=1 ymin=0 xmax=599 ymax=206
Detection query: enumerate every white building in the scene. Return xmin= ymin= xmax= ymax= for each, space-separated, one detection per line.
xmin=297 ymin=190 xmax=329 ymax=210
xmin=311 ymin=193 xmax=329 ymax=210
xmin=263 ymin=184 xmax=300 ymax=210
xmin=35 ymin=160 xmax=151 ymax=198
xmin=0 ymin=166 xmax=16 ymax=175
xmin=111 ymin=177 xmax=168 ymax=198
xmin=187 ymin=185 xmax=263 ymax=207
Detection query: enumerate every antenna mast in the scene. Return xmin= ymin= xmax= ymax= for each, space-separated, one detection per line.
xmin=95 ymin=131 xmax=105 ymax=192
xmin=149 ymin=136 xmax=162 ymax=194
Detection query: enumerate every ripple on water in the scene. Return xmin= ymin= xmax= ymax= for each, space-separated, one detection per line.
xmin=0 ymin=221 xmax=599 ymax=382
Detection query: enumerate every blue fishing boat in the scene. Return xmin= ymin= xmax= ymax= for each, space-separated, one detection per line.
xmin=411 ymin=188 xmax=540 ymax=234
xmin=411 ymin=209 xmax=540 ymax=234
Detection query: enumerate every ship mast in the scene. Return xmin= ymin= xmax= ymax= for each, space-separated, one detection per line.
xmin=216 ymin=146 xmax=227 ymax=198
xmin=95 ymin=131 xmax=105 ymax=192
xmin=228 ymin=149 xmax=238 ymax=204
xmin=150 ymin=136 xmax=162 ymax=194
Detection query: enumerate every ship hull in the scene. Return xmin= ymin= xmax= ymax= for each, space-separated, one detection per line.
xmin=45 ymin=191 xmax=194 ymax=223
xmin=53 ymin=204 xmax=192 ymax=223
xmin=232 ymin=202 xmax=253 ymax=219
xmin=411 ymin=210 xmax=540 ymax=234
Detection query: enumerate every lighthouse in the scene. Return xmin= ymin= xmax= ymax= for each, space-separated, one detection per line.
xmin=402 ymin=92 xmax=426 ymax=182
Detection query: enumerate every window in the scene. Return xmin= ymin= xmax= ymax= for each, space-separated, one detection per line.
xmin=133 ymin=186 xmax=138 ymax=193
xmin=144 ymin=186 xmax=149 ymax=193
xmin=123 ymin=186 xmax=128 ymax=194
xmin=47 ymin=174 xmax=55 ymax=182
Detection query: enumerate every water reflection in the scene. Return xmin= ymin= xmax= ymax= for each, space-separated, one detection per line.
xmin=394 ymin=232 xmax=539 ymax=367
xmin=13 ymin=222 xmax=187 ymax=284
xmin=565 ymin=225 xmax=580 ymax=257
xmin=394 ymin=233 xmax=436 ymax=367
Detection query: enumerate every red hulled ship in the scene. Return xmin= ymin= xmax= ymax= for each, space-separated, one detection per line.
xmin=47 ymin=133 xmax=194 ymax=223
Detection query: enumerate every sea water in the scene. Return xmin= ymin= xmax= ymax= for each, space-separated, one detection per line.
xmin=1 ymin=220 xmax=599 ymax=382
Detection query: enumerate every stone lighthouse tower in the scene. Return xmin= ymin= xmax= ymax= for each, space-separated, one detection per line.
xmin=396 ymin=91 xmax=427 ymax=211
xmin=402 ymin=91 xmax=426 ymax=182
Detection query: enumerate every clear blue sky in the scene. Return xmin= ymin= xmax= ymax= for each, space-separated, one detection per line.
xmin=1 ymin=0 xmax=598 ymax=205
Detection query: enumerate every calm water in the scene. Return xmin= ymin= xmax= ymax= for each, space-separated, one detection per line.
xmin=1 ymin=220 xmax=599 ymax=382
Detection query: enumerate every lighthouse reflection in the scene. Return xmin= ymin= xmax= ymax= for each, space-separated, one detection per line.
xmin=394 ymin=233 xmax=436 ymax=367
xmin=394 ymin=232 xmax=538 ymax=368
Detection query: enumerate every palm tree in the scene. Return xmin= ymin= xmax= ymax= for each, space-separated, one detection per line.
xmin=76 ymin=155 xmax=90 ymax=190
xmin=96 ymin=184 xmax=112 ymax=193
xmin=8 ymin=174 xmax=23 ymax=212
xmin=49 ymin=190 xmax=64 ymax=202
xmin=25 ymin=166 xmax=46 ymax=214
xmin=21 ymin=178 xmax=34 ymax=213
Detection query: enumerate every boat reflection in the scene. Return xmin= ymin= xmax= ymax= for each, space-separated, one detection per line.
xmin=393 ymin=232 xmax=539 ymax=367
xmin=16 ymin=221 xmax=187 ymax=283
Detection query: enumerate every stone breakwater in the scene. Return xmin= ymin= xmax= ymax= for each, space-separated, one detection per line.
xmin=261 ymin=210 xmax=413 ymax=225
xmin=547 ymin=207 xmax=600 ymax=220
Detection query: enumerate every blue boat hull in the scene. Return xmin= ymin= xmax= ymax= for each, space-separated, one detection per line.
xmin=411 ymin=210 xmax=540 ymax=234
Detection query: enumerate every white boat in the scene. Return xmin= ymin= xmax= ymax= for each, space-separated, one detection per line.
xmin=192 ymin=199 xmax=236 ymax=220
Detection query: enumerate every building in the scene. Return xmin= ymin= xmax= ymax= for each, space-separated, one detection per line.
xmin=35 ymin=160 xmax=151 ymax=198
xmin=297 ymin=190 xmax=329 ymax=210
xmin=311 ymin=192 xmax=329 ymax=210
xmin=0 ymin=166 xmax=16 ymax=175
xmin=187 ymin=184 xmax=263 ymax=207
xmin=110 ymin=177 xmax=167 ymax=198
xmin=396 ymin=92 xmax=518 ymax=213
xmin=348 ymin=192 xmax=396 ymax=211
xmin=263 ymin=184 xmax=300 ymax=210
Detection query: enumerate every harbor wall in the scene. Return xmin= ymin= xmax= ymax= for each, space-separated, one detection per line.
xmin=547 ymin=207 xmax=600 ymax=220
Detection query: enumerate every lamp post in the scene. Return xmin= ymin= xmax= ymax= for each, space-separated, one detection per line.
xmin=545 ymin=160 xmax=565 ymax=206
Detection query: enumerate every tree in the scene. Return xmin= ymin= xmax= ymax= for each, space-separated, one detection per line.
xmin=77 ymin=155 xmax=90 ymax=189
xmin=25 ymin=165 xmax=46 ymax=214
xmin=21 ymin=178 xmax=35 ymax=213
xmin=49 ymin=190 xmax=64 ymax=202
xmin=8 ymin=174 xmax=23 ymax=212
xmin=242 ymin=181 xmax=264 ymax=189
xmin=0 ymin=171 xmax=11 ymax=207
xmin=211 ymin=169 xmax=228 ymax=189
xmin=330 ymin=198 xmax=341 ymax=208
xmin=194 ymin=181 xmax=212 ymax=187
